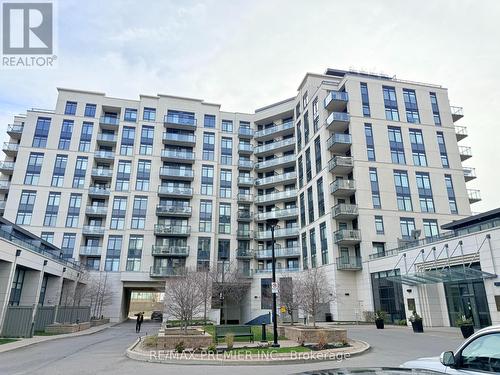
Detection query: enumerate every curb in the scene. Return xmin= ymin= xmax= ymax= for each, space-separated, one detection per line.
xmin=125 ymin=339 xmax=371 ymax=366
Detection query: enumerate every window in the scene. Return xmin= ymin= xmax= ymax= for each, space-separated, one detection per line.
xmin=301 ymin=232 xmax=308 ymax=269
xmin=459 ymin=332 xmax=500 ymax=372
xmin=199 ymin=200 xmax=213 ymax=232
xmin=120 ymin=126 xmax=135 ymax=156
xmin=369 ymin=168 xmax=381 ymax=209
xmin=403 ymin=89 xmax=420 ymax=123
xmin=261 ymin=278 xmax=272 ymax=309
xmin=24 ymin=152 xmax=44 ymax=185
xmin=423 ymin=219 xmax=439 ymax=239
xmin=43 ymin=192 xmax=61 ymax=227
xmin=58 ymin=119 xmax=73 ymax=150
xmin=304 ymin=111 xmax=310 ymax=143
xmin=312 ymin=96 xmax=319 ymax=120
xmin=296 ymin=121 xmax=302 ymax=152
xmin=314 ymin=136 xmax=322 ymax=173
xmin=197 ymin=237 xmax=211 ymax=271
xmin=394 ymin=170 xmax=413 ymax=211
xmin=126 ymin=235 xmax=143 ymax=271
xmin=131 ymin=196 xmax=147 ymax=229
xmin=295 ymin=102 xmax=301 ymax=118
xmin=84 ymin=103 xmax=96 ymax=117
xmin=307 ymin=186 xmax=314 ymax=223
xmin=437 ymin=132 xmax=449 ymax=168
xmin=383 ymin=86 xmax=399 ymax=121
xmin=202 ymin=132 xmax=215 ymax=161
xmin=41 ymin=232 xmax=54 ymax=244
xmin=388 ymin=126 xmax=406 ymax=164
xmin=116 ymin=160 xmax=131 ymax=191
xmin=299 ymin=193 xmax=306 ymax=228
xmin=78 ymin=122 xmax=93 ymax=152
xmin=364 ymin=123 xmax=375 ymax=161
xmin=72 ymin=156 xmax=88 ymax=188
xmin=222 ymin=120 xmax=233 ymax=133
xmin=445 ymin=174 xmax=458 ymax=214
xmin=61 ymin=233 xmax=76 ymax=259
xmin=317 ymin=177 xmax=325 ymax=216
xmin=298 ymin=156 xmax=304 ymax=188
xmin=400 ymin=218 xmax=416 ymax=240
xmin=360 ymin=82 xmax=371 ymax=117
xmin=143 ymin=107 xmax=156 ymax=122
xmin=320 ymin=222 xmax=328 ymax=265
xmin=375 ymin=216 xmax=385 ymax=234
xmin=32 ymin=117 xmax=51 ymax=148
xmin=373 ymin=242 xmax=385 ymax=256
xmin=218 ymin=239 xmax=230 ymax=261
xmin=124 ymin=108 xmax=137 ymax=122
xmin=9 ymin=268 xmax=25 ymax=306
xmin=409 ymin=129 xmax=427 ymax=166
xmin=204 ymin=114 xmax=216 ymax=128
xmin=111 ymin=197 xmax=127 ymax=230
xmin=303 ymin=91 xmax=309 ymax=107
xmin=136 ymin=160 xmax=151 ymax=191
xmin=305 ymin=148 xmax=312 ymax=182
xmin=64 ymin=101 xmax=77 ymax=115
xmin=429 ymin=92 xmax=441 ymax=126
xmin=416 ymin=172 xmax=434 ymax=212
xmin=65 ymin=193 xmax=81 ymax=227
xmin=220 ymin=137 xmax=232 ymax=165
xmin=51 ymin=154 xmax=68 ymax=187
xmin=309 ymin=228 xmax=316 ymax=268
xmin=219 ymin=169 xmax=232 ymax=198
xmin=105 ymin=236 xmax=122 ymax=271
xmin=218 ymin=203 xmax=231 ymax=234
xmin=201 ymin=165 xmax=214 ymax=195
xmin=139 ymin=126 xmax=154 ymax=155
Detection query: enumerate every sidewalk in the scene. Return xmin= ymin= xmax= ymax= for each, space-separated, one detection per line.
xmin=0 ymin=322 xmax=116 ymax=354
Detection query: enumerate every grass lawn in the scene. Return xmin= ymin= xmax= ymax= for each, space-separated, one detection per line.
xmin=34 ymin=331 xmax=62 ymax=336
xmin=227 ymin=346 xmax=311 ymax=354
xmin=0 ymin=338 xmax=18 ymax=345
xmin=203 ymin=325 xmax=286 ymax=343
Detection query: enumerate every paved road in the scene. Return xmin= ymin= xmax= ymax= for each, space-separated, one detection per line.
xmin=0 ymin=321 xmax=465 ymax=375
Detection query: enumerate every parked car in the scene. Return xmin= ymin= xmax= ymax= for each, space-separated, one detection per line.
xmin=402 ymin=325 xmax=500 ymax=374
xmin=150 ymin=310 xmax=163 ymax=322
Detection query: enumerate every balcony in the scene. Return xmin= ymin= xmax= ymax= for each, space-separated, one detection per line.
xmin=3 ymin=142 xmax=19 ymax=156
xmin=237 ymin=176 xmax=254 ymax=186
xmin=236 ymin=229 xmax=253 ymax=240
xmin=463 ymin=167 xmax=477 ymax=182
xmin=82 ymin=225 xmax=105 ymax=236
xmin=157 ymin=185 xmax=193 ymax=198
xmin=0 ymin=180 xmax=10 ymax=192
xmin=88 ymin=186 xmax=111 ymax=197
xmin=330 ymin=179 xmax=356 ymax=196
xmin=238 ymin=143 xmax=253 ymax=155
xmin=236 ymin=269 xmax=254 ymax=278
xmin=255 ymin=226 xmax=299 ymax=240
xmin=161 ymin=149 xmax=195 ymax=163
xmin=159 ymin=166 xmax=194 ymax=181
xmin=163 ymin=114 xmax=197 ymax=130
xmin=254 ymin=138 xmax=295 ymax=157
xmin=455 ymin=125 xmax=468 ymax=142
xmin=0 ymin=161 xmax=15 ymax=174
xmin=458 ymin=146 xmax=472 ymax=161
xmin=336 ymin=256 xmax=362 ymax=271
xmin=238 ymin=127 xmax=254 ymax=138
xmin=324 ymin=90 xmax=349 ymax=112
xmin=96 ymin=133 xmax=117 ymax=145
xmin=94 ymin=150 xmax=115 ymax=163
xmin=156 ymin=205 xmax=192 ymax=217
xmin=332 ymin=203 xmax=358 ymax=220
xmin=467 ymin=189 xmax=481 ymax=204
xmin=255 ymin=171 xmax=296 ymax=188
xmin=162 ymin=132 xmax=196 ymax=146
xmin=7 ymin=124 xmax=24 ymax=138
xmin=255 ymin=247 xmax=301 ymax=259
xmin=0 ymin=201 xmax=6 ymax=211
xmin=91 ymin=168 xmax=113 ymax=180
xmin=236 ymin=249 xmax=254 ymax=259
xmin=327 ymin=133 xmax=352 ymax=153
xmin=451 ymin=106 xmax=464 ymax=122
xmin=151 ymin=245 xmax=189 ymax=257
xmin=99 ymin=116 xmax=120 ymax=129
xmin=85 ymin=206 xmax=108 ymax=216
xmin=254 ymin=121 xmax=294 ymax=141
xmin=334 ymin=229 xmax=361 ymax=245
xmin=255 ymin=189 xmax=297 ymax=205
xmin=150 ymin=266 xmax=185 ymax=278
xmin=154 ymin=224 xmax=191 ymax=236
xmin=237 ymin=210 xmax=253 ymax=221
xmin=255 ymin=207 xmax=298 ymax=222
xmin=238 ymin=159 xmax=253 ymax=170
xmin=326 ymin=112 xmax=350 ymax=132
xmin=328 ymin=156 xmax=353 ymax=174
xmin=254 ymin=154 xmax=295 ymax=172
xmin=255 ymin=267 xmax=299 ymax=274
xmin=237 ymin=193 xmax=253 ymax=203
xmin=79 ymin=246 xmax=102 ymax=256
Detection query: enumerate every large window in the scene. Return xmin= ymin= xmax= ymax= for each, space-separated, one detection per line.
xmin=110 ymin=197 xmax=127 ymax=230
xmin=429 ymin=92 xmax=441 ymax=126
xmin=78 ymin=122 xmax=93 ymax=152
xmin=204 ymin=114 xmax=216 ymax=128
xmin=84 ymin=103 xmax=96 ymax=117
xmin=305 ymin=148 xmax=312 ymax=182
xmin=202 ymin=132 xmax=215 ymax=161
xmin=360 ymin=82 xmax=371 ymax=117
xmin=309 ymin=228 xmax=317 ymax=268
xmin=219 ymin=169 xmax=232 ymax=198
xmin=218 ymin=239 xmax=230 ymax=260
xmin=445 ymin=174 xmax=458 ymax=214
xmin=383 ymin=86 xmax=399 ymax=121
xmin=317 ymin=177 xmax=325 ymax=216
xmin=218 ymin=203 xmax=231 ymax=234
xmin=222 ymin=120 xmax=233 ymax=133
xmin=72 ymin=156 xmax=88 ymax=188
xmin=307 ymin=186 xmax=314 ymax=223
xmin=51 ymin=154 xmax=68 ymax=187
xmin=105 ymin=236 xmax=122 ymax=271
xmin=61 ymin=233 xmax=76 ymax=259
xmin=370 ymin=168 xmax=381 ymax=209
xmin=136 ymin=160 xmax=151 ymax=191
xmin=375 ymin=215 xmax=385 ymax=235
xmin=437 ymin=132 xmax=449 ymax=168
xmin=43 ymin=192 xmax=61 ymax=227
xmin=131 ymin=196 xmax=147 ymax=229
xmin=220 ymin=137 xmax=232 ymax=165
xmin=365 ymin=123 xmax=376 ymax=161
xmin=409 ymin=129 xmax=427 ymax=166
xmin=65 ymin=193 xmax=82 ymax=227
xmin=24 ymin=152 xmax=44 ymax=185
xmin=120 ymin=126 xmax=135 ymax=156
xmin=303 ymin=111 xmax=310 ymax=143
xmin=197 ymin=238 xmax=211 ymax=271
xmin=126 ymin=235 xmax=143 ymax=272
xmin=201 ymin=165 xmax=214 ymax=195
xmin=320 ymin=222 xmax=328 ymax=265
xmin=423 ymin=219 xmax=439 ymax=239
xmin=299 ymin=193 xmax=306 ymax=228
xmin=301 ymin=232 xmax=308 ymax=269
xmin=400 ymin=217 xmax=416 ymax=240
xmin=64 ymin=101 xmax=77 ymax=115
xmin=394 ymin=170 xmax=413 ymax=211
xmin=416 ymin=172 xmax=434 ymax=212
xmin=298 ymin=156 xmax=303 ymax=188
xmin=261 ymin=279 xmax=272 ymax=309
xmin=199 ymin=200 xmax=213 ymax=232
xmin=314 ymin=136 xmax=322 ymax=173
xmin=116 ymin=160 xmax=131 ymax=191
xmin=58 ymin=119 xmax=73 ymax=150
xmin=388 ymin=126 xmax=406 ymax=164
xmin=124 ymin=108 xmax=137 ymax=122
xmin=32 ymin=117 xmax=51 ymax=148
xmin=403 ymin=89 xmax=420 ymax=123
xmin=139 ymin=126 xmax=154 ymax=155
xmin=143 ymin=107 xmax=156 ymax=122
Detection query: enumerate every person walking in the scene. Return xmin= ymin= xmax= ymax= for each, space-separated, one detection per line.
xmin=135 ymin=312 xmax=144 ymax=333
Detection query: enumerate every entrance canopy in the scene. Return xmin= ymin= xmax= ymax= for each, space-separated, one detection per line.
xmin=386 ymin=267 xmax=497 ymax=286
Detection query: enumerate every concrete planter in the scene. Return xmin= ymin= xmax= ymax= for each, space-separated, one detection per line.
xmin=280 ymin=325 xmax=347 ymax=344
xmin=45 ymin=322 xmax=91 ymax=334
xmin=156 ymin=328 xmax=212 ymax=350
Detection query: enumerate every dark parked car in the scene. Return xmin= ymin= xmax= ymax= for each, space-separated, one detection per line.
xmin=150 ymin=310 xmax=163 ymax=322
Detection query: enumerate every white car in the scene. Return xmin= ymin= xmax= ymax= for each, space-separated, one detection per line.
xmin=402 ymin=325 xmax=500 ymax=374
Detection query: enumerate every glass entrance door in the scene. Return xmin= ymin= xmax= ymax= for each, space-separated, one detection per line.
xmin=444 ymin=279 xmax=491 ymax=328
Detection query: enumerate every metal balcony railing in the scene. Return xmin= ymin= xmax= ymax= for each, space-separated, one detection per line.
xmin=254 ymin=154 xmax=295 ymax=170
xmin=88 ymin=186 xmax=111 ymax=196
xmin=326 ymin=133 xmax=352 ymax=149
xmin=255 ymin=247 xmax=301 ymax=259
xmin=0 ymin=180 xmax=10 ymax=190
xmin=94 ymin=150 xmax=115 ymax=160
xmin=161 ymin=149 xmax=195 ymax=161
xmin=159 ymin=166 xmax=194 ymax=179
xmin=238 ymin=143 xmax=253 ymax=153
xmin=91 ymin=168 xmax=113 ymax=178
xmin=255 ymin=189 xmax=297 ymax=204
xmin=255 ymin=207 xmax=298 ymax=221
xmin=238 ymin=127 xmax=254 ymax=137
xmin=0 ymin=161 xmax=15 ymax=171
xmin=96 ymin=133 xmax=117 ymax=142
xmin=255 ymin=171 xmax=297 ymax=186
xmin=334 ymin=229 xmax=361 ymax=243
xmin=163 ymin=132 xmax=196 ymax=143
xmin=164 ymin=114 xmax=197 ymax=127
xmin=236 ymin=249 xmax=254 ymax=258
xmin=328 ymin=156 xmax=353 ymax=172
xmin=254 ymin=122 xmax=293 ymax=139
xmin=330 ymin=179 xmax=356 ymax=194
xmin=336 ymin=256 xmax=362 ymax=271
xmin=82 ymin=225 xmax=105 ymax=235
xmin=7 ymin=124 xmax=24 ymax=134
xmin=3 ymin=143 xmax=19 ymax=152
xmin=154 ymin=224 xmax=191 ymax=236
xmin=80 ymin=246 xmax=102 ymax=256
xmin=237 ymin=193 xmax=253 ymax=202
xmin=85 ymin=206 xmax=108 ymax=215
xmin=323 ymin=91 xmax=349 ymax=109
xmin=157 ymin=186 xmax=193 ymax=196
xmin=156 ymin=205 xmax=192 ymax=216
xmin=255 ymin=226 xmax=299 ymax=240
xmin=151 ymin=245 xmax=189 ymax=256
xmin=99 ymin=116 xmax=119 ymax=126
xmin=254 ymin=138 xmax=295 ymax=155
xmin=332 ymin=203 xmax=358 ymax=218
xmin=238 ymin=159 xmax=253 ymax=169
xmin=237 ymin=176 xmax=254 ymax=185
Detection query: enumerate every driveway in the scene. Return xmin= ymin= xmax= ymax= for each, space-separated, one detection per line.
xmin=0 ymin=321 xmax=465 ymax=375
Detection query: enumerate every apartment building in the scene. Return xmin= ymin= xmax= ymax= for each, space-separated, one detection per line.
xmin=0 ymin=68 xmax=485 ymax=324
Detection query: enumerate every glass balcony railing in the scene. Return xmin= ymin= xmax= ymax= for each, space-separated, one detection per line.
xmin=237 ymin=210 xmax=253 ymax=220
xmin=91 ymin=168 xmax=113 ymax=178
xmin=328 ymin=156 xmax=353 ymax=172
xmin=80 ymin=246 xmax=102 ymax=256
xmin=254 ymin=122 xmax=293 ymax=139
xmin=163 ymin=132 xmax=196 ymax=143
xmin=254 ymin=138 xmax=295 ymax=155
xmin=336 ymin=256 xmax=362 ymax=271
xmin=159 ymin=166 xmax=194 ymax=179
xmin=451 ymin=106 xmax=464 ymax=121
xmin=254 ymin=154 xmax=295 ymax=170
xmin=3 ymin=143 xmax=19 ymax=153
xmin=334 ymin=229 xmax=361 ymax=244
xmin=96 ymin=133 xmax=117 ymax=142
xmin=237 ymin=176 xmax=254 ymax=185
xmin=82 ymin=225 xmax=105 ymax=235
xmin=332 ymin=203 xmax=358 ymax=218
xmin=326 ymin=112 xmax=350 ymax=129
xmin=238 ymin=127 xmax=254 ymax=137
xmin=323 ymin=91 xmax=349 ymax=109
xmin=150 ymin=266 xmax=186 ymax=277
xmin=327 ymin=133 xmax=352 ymax=149
xmin=0 ymin=161 xmax=15 ymax=171
xmin=236 ymin=229 xmax=253 ymax=239
xmin=0 ymin=180 xmax=10 ymax=190
xmin=255 ymin=226 xmax=299 ymax=240
xmin=255 ymin=171 xmax=297 ymax=187
xmin=154 ymin=224 xmax=191 ymax=236
xmin=237 ymin=193 xmax=253 ymax=202
xmin=255 ymin=247 xmax=301 ymax=259
xmin=236 ymin=249 xmax=254 ymax=258
xmin=0 ymin=201 xmax=6 ymax=210
xmin=164 ymin=114 xmax=197 ymax=127
xmin=455 ymin=125 xmax=468 ymax=140
xmin=467 ymin=189 xmax=481 ymax=202
xmin=99 ymin=116 xmax=119 ymax=126
xmin=7 ymin=124 xmax=24 ymax=135
xmin=157 ymin=186 xmax=193 ymax=197
xmin=236 ymin=269 xmax=253 ymax=278
xmin=255 ymin=207 xmax=298 ymax=221
xmin=156 ymin=205 xmax=192 ymax=216
xmin=94 ymin=150 xmax=115 ymax=160
xmin=151 ymin=245 xmax=189 ymax=257
xmin=459 ymin=146 xmax=472 ymax=159
xmin=238 ymin=159 xmax=253 ymax=169
xmin=85 ymin=206 xmax=108 ymax=216
xmin=238 ymin=143 xmax=253 ymax=153
xmin=161 ymin=149 xmax=195 ymax=161
xmin=330 ymin=179 xmax=356 ymax=194
xmin=88 ymin=186 xmax=111 ymax=196
xmin=256 ymin=267 xmax=299 ymax=274
xmin=463 ymin=167 xmax=476 ymax=181
xmin=255 ymin=189 xmax=297 ymax=204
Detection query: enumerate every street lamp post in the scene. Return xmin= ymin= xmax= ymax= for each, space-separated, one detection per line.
xmin=266 ymin=218 xmax=280 ymax=348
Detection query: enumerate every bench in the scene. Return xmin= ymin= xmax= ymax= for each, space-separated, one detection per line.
xmin=214 ymin=325 xmax=254 ymax=344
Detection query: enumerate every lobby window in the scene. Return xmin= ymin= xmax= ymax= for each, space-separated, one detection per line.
xmin=298 ymin=156 xmax=304 ymax=188
xmin=24 ymin=152 xmax=44 ymax=185
xmin=296 ymin=121 xmax=302 ymax=152
xmin=369 ymin=168 xmax=381 ymax=209
xmin=218 ymin=203 xmax=231 ymax=234
xmin=202 ymin=132 xmax=215 ymax=161
xmin=197 ymin=238 xmax=211 ymax=271
xmin=43 ymin=192 xmax=61 ymax=227
xmin=301 ymin=232 xmax=308 ymax=270
xmin=110 ymin=196 xmax=127 ymax=230
xmin=136 ymin=160 xmax=151 ymax=191
xmin=58 ymin=119 xmax=73 ymax=150
xmin=314 ymin=136 xmax=322 ymax=173
xmin=51 ymin=154 xmax=68 ymax=187
xmin=222 ymin=120 xmax=233 ymax=133
xmin=388 ymin=126 xmax=406 ymax=164
xmin=375 ymin=215 xmax=385 ymax=234
xmin=364 ymin=123 xmax=375 ymax=161
xmin=131 ymin=196 xmax=147 ymax=229
xmin=120 ymin=126 xmax=135 ymax=156
xmin=423 ymin=219 xmax=439 ymax=239
xmin=65 ymin=193 xmax=82 ymax=228
xmin=124 ymin=108 xmax=137 ymax=122
xmin=204 ymin=114 xmax=216 ymax=128
xmin=201 ymin=165 xmax=214 ymax=195
xmin=199 ymin=200 xmax=213 ymax=232
xmin=403 ymin=89 xmax=420 ymax=123
xmin=299 ymin=193 xmax=306 ymax=228
xmin=61 ymin=233 xmax=76 ymax=259
xmin=307 ymin=186 xmax=314 ymax=223
xmin=429 ymin=92 xmax=441 ymax=126
xmin=317 ymin=177 xmax=325 ymax=216
xmin=143 ymin=107 xmax=156 ymax=122
xmin=72 ymin=156 xmax=87 ymax=189
xmin=32 ymin=117 xmax=51 ymax=148
xmin=437 ymin=132 xmax=449 ymax=168
xmin=360 ymin=82 xmax=371 ymax=117
xmin=309 ymin=228 xmax=317 ymax=268
xmin=320 ymin=222 xmax=328 ymax=265
xmin=416 ymin=172 xmax=434 ymax=213
xmin=304 ymin=111 xmax=310 ymax=143
xmin=126 ymin=235 xmax=143 ymax=272
xmin=394 ymin=170 xmax=413 ymax=211
xmin=219 ymin=169 xmax=232 ymax=198
xmin=220 ymin=137 xmax=233 ymax=165
xmin=78 ymin=122 xmax=93 ymax=152
xmin=409 ymin=129 xmax=427 ymax=166
xmin=105 ymin=236 xmax=122 ymax=272
xmin=445 ymin=174 xmax=458 ymax=214
xmin=400 ymin=217 xmax=416 ymax=240
xmin=64 ymin=101 xmax=77 ymax=115
xmin=383 ymin=86 xmax=399 ymax=121
xmin=139 ymin=125 xmax=154 ymax=155
xmin=84 ymin=103 xmax=96 ymax=117
xmin=116 ymin=160 xmax=131 ymax=191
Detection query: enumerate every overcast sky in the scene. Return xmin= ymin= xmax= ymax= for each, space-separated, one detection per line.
xmin=0 ymin=0 xmax=499 ymax=212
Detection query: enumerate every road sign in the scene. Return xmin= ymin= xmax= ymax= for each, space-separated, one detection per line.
xmin=280 ymin=306 xmax=286 ymax=313
xmin=271 ymin=282 xmax=278 ymax=294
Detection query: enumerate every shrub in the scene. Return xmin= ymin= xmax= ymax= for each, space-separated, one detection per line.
xmin=175 ymin=341 xmax=185 ymax=353
xmin=316 ymin=332 xmax=328 ymax=350
xmin=398 ymin=319 xmax=407 ymax=326
xmin=363 ymin=311 xmax=375 ymax=323
xmin=207 ymin=343 xmax=217 ymax=353
xmin=143 ymin=335 xmax=158 ymax=348
xmin=225 ymin=332 xmax=235 ymax=350
xmin=375 ymin=310 xmax=388 ymax=322
xmin=409 ymin=310 xmax=422 ymax=323
xmin=456 ymin=315 xmax=473 ymax=327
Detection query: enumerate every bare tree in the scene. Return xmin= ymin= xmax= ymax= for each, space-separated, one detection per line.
xmin=83 ymin=272 xmax=114 ymax=319
xmin=279 ymin=277 xmax=300 ymax=325
xmin=295 ymin=267 xmax=335 ymax=328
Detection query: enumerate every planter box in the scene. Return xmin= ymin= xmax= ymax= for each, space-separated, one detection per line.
xmin=411 ymin=320 xmax=424 ymax=333
xmin=375 ymin=319 xmax=384 ymax=329
xmin=281 ymin=325 xmax=347 ymax=344
xmin=45 ymin=322 xmax=91 ymax=334
xmin=460 ymin=325 xmax=474 ymax=338
xmin=156 ymin=328 xmax=212 ymax=350
xmin=90 ymin=318 xmax=110 ymax=327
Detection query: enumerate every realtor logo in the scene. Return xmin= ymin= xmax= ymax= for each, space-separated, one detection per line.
xmin=2 ymin=2 xmax=53 ymax=54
